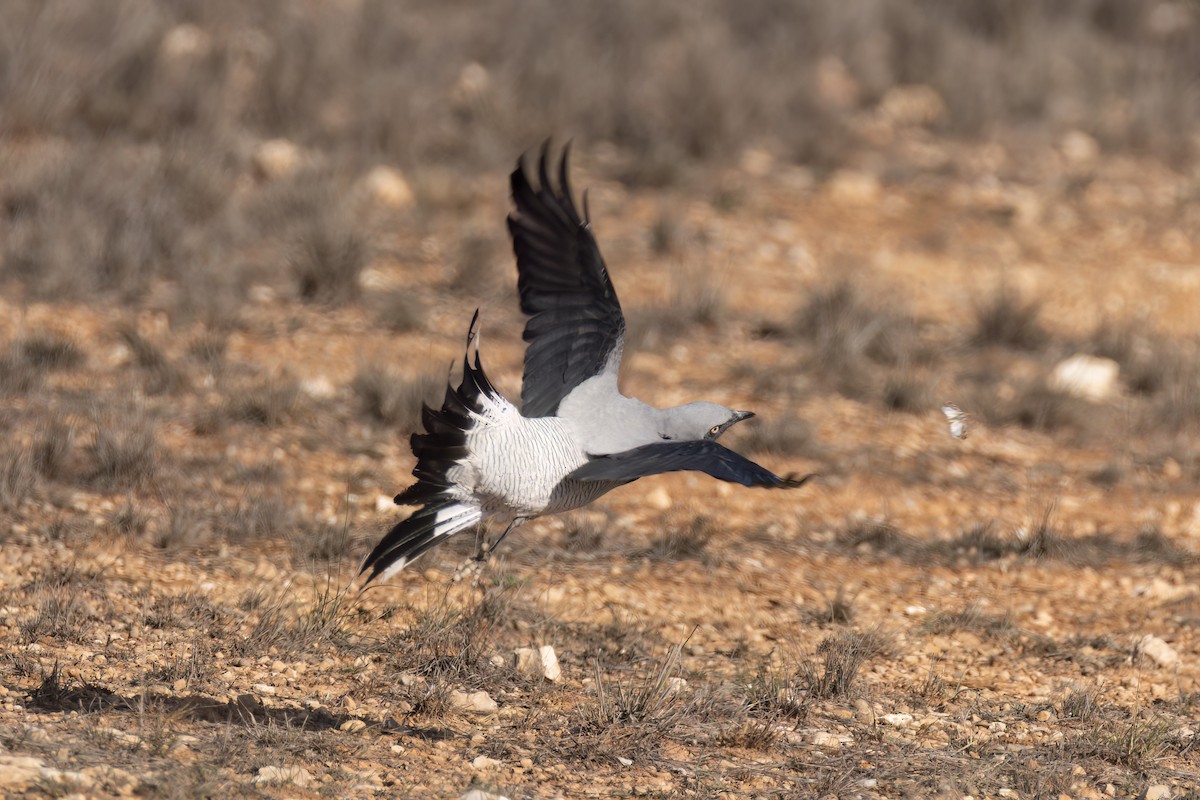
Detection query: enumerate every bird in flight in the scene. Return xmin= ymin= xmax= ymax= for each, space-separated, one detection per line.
xmin=360 ymin=143 xmax=811 ymax=584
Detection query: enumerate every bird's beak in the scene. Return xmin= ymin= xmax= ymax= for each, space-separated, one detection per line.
xmin=733 ymin=410 xmax=756 ymax=423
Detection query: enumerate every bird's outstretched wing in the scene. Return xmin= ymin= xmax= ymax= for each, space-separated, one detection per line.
xmin=508 ymin=141 xmax=625 ymax=418
xmin=567 ymin=440 xmax=813 ymax=489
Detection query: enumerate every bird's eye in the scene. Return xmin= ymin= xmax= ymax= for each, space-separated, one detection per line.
xmin=709 ymin=425 xmax=721 ymax=436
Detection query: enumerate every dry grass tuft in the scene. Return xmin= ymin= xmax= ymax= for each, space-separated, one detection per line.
xmin=970 ymin=287 xmax=1045 ymax=350
xmin=0 ymin=447 xmax=37 ymax=511
xmin=19 ymin=333 xmax=85 ymax=371
xmin=570 ymin=643 xmax=691 ymax=762
xmin=292 ymin=223 xmax=368 ymax=305
xmin=88 ymin=411 xmax=158 ymax=489
xmin=802 ymin=629 xmax=888 ymax=699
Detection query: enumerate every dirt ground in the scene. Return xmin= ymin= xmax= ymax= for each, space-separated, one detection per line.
xmin=1 ymin=118 xmax=1199 ymax=800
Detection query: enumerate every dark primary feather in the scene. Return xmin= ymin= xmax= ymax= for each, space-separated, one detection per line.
xmin=508 ymin=142 xmax=625 ymax=418
xmin=567 ymin=440 xmax=814 ymax=489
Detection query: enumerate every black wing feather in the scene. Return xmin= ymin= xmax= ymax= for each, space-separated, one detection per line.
xmin=567 ymin=441 xmax=814 ymax=489
xmin=508 ymin=141 xmax=625 ymax=418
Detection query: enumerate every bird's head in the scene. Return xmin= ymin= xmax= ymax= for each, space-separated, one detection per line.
xmin=659 ymin=402 xmax=755 ymax=442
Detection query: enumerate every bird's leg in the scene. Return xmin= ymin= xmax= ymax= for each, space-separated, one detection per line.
xmin=452 ymin=520 xmax=490 ymax=585
xmin=481 ymin=516 xmax=526 ymax=560
xmin=452 ymin=517 xmax=527 ymax=587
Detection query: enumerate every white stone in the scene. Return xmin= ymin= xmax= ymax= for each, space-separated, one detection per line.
xmin=666 ymin=677 xmax=688 ymax=694
xmin=253 ymin=139 xmax=303 ymax=180
xmin=1143 ymin=786 xmax=1172 ymax=800
xmin=514 ymin=646 xmax=561 ymax=682
xmin=1138 ymin=635 xmax=1180 ymax=668
xmin=301 ymin=376 xmax=336 ymax=399
xmin=161 ymin=24 xmax=210 ymax=60
xmin=471 ymin=755 xmax=502 ymax=770
xmin=450 ymin=689 xmax=498 ymax=714
xmin=880 ymin=713 xmax=914 ymax=727
xmin=254 ymin=766 xmax=313 ymax=787
xmin=808 ymin=730 xmax=853 ymax=747
xmin=460 ymin=791 xmax=511 ymax=800
xmin=361 ymin=166 xmax=414 ymax=210
xmin=338 ymin=719 xmax=366 ymax=733
xmin=616 ymin=756 xmax=633 ymax=767
xmin=646 ymin=486 xmax=672 ymax=510
xmin=1049 ymin=354 xmax=1120 ymax=401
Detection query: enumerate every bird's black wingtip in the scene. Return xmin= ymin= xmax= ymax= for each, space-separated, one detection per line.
xmin=779 ymin=472 xmax=817 ymax=489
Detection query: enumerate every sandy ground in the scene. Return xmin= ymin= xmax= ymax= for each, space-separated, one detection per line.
xmin=1 ymin=135 xmax=1199 ymax=799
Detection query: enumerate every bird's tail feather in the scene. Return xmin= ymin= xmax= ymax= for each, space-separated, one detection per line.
xmin=360 ymin=499 xmax=483 ymax=585
xmin=394 ymin=310 xmax=497 ymax=508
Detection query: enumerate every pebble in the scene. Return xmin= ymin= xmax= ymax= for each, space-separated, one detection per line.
xmin=460 ymin=790 xmax=512 ymax=800
xmin=646 ymin=486 xmax=672 ymax=510
xmin=1143 ymin=786 xmax=1171 ymax=800
xmin=253 ymin=139 xmax=304 ymax=180
xmin=1137 ymin=635 xmax=1180 ymax=668
xmin=338 ymin=719 xmax=367 ymax=733
xmin=254 ymin=766 xmax=313 ymax=787
xmin=471 ymin=755 xmax=502 ymax=770
xmin=880 ymin=713 xmax=913 ymax=727
xmin=1049 ymin=354 xmax=1120 ymax=401
xmin=514 ymin=646 xmax=561 ymax=682
xmin=450 ymin=690 xmax=498 ymax=714
xmin=360 ymin=166 xmax=415 ymax=211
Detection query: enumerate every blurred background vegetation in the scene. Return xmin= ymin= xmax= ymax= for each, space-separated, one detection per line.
xmin=1 ymin=0 xmax=1197 ymax=315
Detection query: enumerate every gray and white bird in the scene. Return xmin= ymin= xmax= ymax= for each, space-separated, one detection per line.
xmin=360 ymin=144 xmax=811 ymax=585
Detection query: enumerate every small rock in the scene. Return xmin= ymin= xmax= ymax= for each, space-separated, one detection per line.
xmin=254 ymin=766 xmax=313 ymax=787
xmin=514 ymin=646 xmax=561 ymax=682
xmin=808 ymin=730 xmax=852 ymax=747
xmin=451 ymin=62 xmax=491 ymax=107
xmin=1138 ymin=635 xmax=1180 ymax=668
xmin=361 ymin=166 xmax=414 ymax=211
xmin=880 ymin=713 xmax=914 ymax=727
xmin=460 ymin=791 xmax=511 ymax=800
xmin=301 ymin=376 xmax=336 ymax=400
xmin=646 ymin=486 xmax=672 ymax=510
xmin=825 ymin=170 xmax=881 ymax=205
xmin=998 ymin=790 xmax=1019 ymax=799
xmin=251 ymin=683 xmax=276 ymax=696
xmin=450 ymin=689 xmax=498 ymax=714
xmin=253 ymin=139 xmax=303 ymax=180
xmin=1143 ymin=784 xmax=1171 ymax=800
xmin=1049 ymin=354 xmax=1120 ymax=401
xmin=0 ymin=755 xmax=50 ymax=788
xmin=853 ymin=698 xmax=874 ymax=723
xmin=160 ymin=24 xmax=210 ymax=60
xmin=616 ymin=756 xmax=634 ymax=767
xmin=666 ymin=677 xmax=688 ymax=694
xmin=338 ymin=719 xmax=367 ymax=733
xmin=471 ymin=755 xmax=502 ymax=770
xmin=880 ymin=84 xmax=945 ymax=127
xmin=1061 ymin=130 xmax=1100 ymax=165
